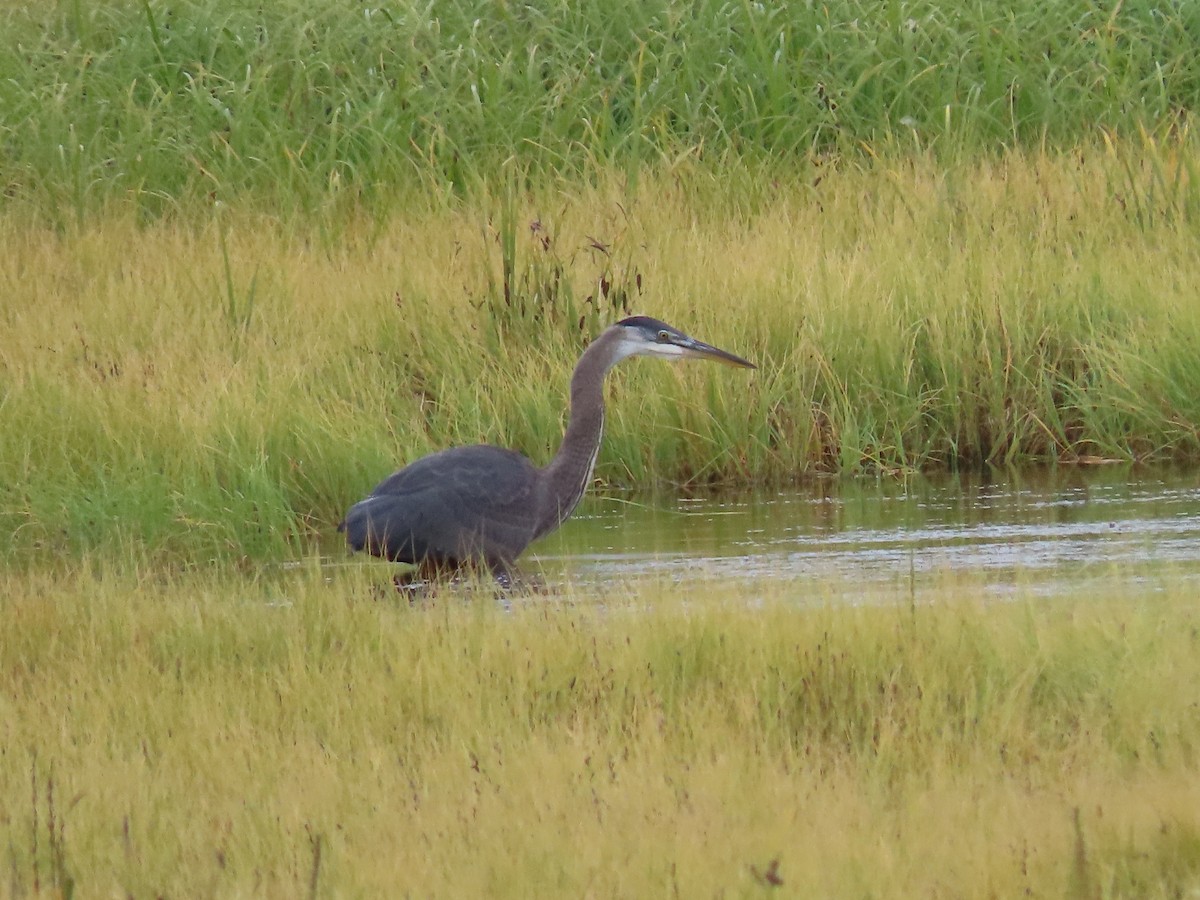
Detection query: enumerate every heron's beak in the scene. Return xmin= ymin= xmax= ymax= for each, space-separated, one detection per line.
xmin=676 ymin=335 xmax=757 ymax=369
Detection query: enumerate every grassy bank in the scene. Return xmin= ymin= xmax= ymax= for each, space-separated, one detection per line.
xmin=2 ymin=0 xmax=1198 ymax=221
xmin=5 ymin=145 xmax=1200 ymax=565
xmin=1 ymin=568 xmax=1197 ymax=897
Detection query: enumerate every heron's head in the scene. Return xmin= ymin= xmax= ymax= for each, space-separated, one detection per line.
xmin=612 ymin=316 xmax=756 ymax=369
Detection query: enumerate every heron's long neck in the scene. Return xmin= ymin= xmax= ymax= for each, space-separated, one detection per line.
xmin=538 ymin=331 xmax=623 ymax=535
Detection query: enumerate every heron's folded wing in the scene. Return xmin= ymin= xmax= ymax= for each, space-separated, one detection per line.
xmin=354 ymin=444 xmax=541 ymax=563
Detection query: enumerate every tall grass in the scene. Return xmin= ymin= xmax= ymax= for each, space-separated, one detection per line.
xmin=1 ymin=0 xmax=1198 ymax=221
xmin=4 ymin=143 xmax=1200 ymax=565
xmin=5 ymin=6 xmax=1198 ymax=892
xmin=1 ymin=567 xmax=1198 ymax=896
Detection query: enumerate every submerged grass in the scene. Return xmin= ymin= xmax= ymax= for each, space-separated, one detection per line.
xmin=4 ymin=143 xmax=1200 ymax=565
xmin=0 ymin=567 xmax=1198 ymax=896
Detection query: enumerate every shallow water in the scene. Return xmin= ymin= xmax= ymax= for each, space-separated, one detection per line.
xmin=529 ymin=467 xmax=1200 ymax=598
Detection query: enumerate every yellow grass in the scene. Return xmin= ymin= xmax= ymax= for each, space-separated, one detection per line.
xmin=5 ymin=142 xmax=1200 ymax=564
xmin=1 ymin=564 xmax=1198 ymax=897
xmin=4 ymin=142 xmax=1200 ymax=895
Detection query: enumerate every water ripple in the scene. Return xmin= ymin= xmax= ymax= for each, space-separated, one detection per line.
xmin=532 ymin=468 xmax=1200 ymax=595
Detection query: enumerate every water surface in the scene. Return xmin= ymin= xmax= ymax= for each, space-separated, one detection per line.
xmin=530 ymin=468 xmax=1200 ymax=598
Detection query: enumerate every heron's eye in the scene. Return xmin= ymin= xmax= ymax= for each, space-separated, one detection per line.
xmin=657 ymin=330 xmax=671 ymax=342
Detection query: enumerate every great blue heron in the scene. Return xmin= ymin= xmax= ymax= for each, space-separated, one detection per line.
xmin=339 ymin=316 xmax=755 ymax=577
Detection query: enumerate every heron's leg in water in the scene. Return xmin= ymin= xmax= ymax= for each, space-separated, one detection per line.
xmin=390 ymin=556 xmax=498 ymax=587
xmin=413 ymin=557 xmax=461 ymax=581
xmin=384 ymin=559 xmax=453 ymax=603
xmin=384 ymin=557 xmax=547 ymax=600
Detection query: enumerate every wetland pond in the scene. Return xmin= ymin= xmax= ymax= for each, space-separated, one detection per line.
xmin=524 ymin=467 xmax=1200 ymax=599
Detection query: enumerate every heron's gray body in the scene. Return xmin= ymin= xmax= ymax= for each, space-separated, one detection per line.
xmin=339 ymin=316 xmax=753 ymax=575
xmin=341 ymin=444 xmax=565 ymax=571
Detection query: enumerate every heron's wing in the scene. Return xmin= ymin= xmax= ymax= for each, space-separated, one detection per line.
xmin=342 ymin=445 xmax=541 ymax=566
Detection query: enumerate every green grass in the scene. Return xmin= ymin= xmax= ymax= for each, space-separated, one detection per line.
xmin=1 ymin=567 xmax=1198 ymax=897
xmin=4 ymin=145 xmax=1200 ymax=566
xmin=2 ymin=0 xmax=1198 ymax=221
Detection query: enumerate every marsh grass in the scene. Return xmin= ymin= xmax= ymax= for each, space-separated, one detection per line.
xmin=5 ymin=143 xmax=1200 ymax=565
xmin=0 ymin=566 xmax=1198 ymax=896
xmin=5 ymin=3 xmax=1200 ymax=893
xmin=2 ymin=0 xmax=1199 ymax=222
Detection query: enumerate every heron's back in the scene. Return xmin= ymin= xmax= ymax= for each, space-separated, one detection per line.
xmin=340 ymin=444 xmax=543 ymax=569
